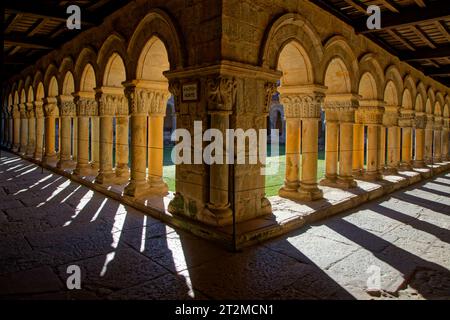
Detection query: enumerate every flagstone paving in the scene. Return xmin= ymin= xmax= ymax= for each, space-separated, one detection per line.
xmin=0 ymin=151 xmax=449 ymax=300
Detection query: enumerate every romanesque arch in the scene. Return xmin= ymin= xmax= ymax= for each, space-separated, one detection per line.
xmin=127 ymin=9 xmax=185 ymax=79
xmin=261 ymin=13 xmax=326 ymax=201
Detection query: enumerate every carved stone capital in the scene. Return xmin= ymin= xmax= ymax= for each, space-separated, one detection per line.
xmin=323 ymin=98 xmax=358 ymax=122
xmin=26 ymin=102 xmax=35 ymax=118
xmin=264 ymin=81 xmax=278 ymax=114
xmin=206 ymin=76 xmax=237 ymax=112
xmin=124 ymin=86 xmax=169 ymax=116
xmin=280 ymin=93 xmax=324 ymax=119
xmin=35 ymin=102 xmax=44 ymax=119
xmin=434 ymin=116 xmax=443 ymax=130
xmin=97 ymin=93 xmax=126 ymax=116
xmin=75 ymin=96 xmax=97 ymax=117
xmin=414 ymin=113 xmax=427 ymax=129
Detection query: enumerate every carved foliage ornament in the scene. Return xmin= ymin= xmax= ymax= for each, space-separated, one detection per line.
xmin=76 ymin=97 xmax=97 ymax=117
xmin=264 ymin=81 xmax=278 ymax=113
xmin=168 ymin=80 xmax=181 ymax=112
xmin=415 ymin=114 xmax=427 ymax=129
xmin=323 ymin=99 xmax=358 ymax=122
xmin=126 ymin=87 xmax=171 ymax=116
xmin=97 ymin=94 xmax=127 ymax=116
xmin=60 ymin=101 xmax=77 ymax=117
xmin=280 ymin=93 xmax=324 ymax=119
xmin=206 ymin=76 xmax=237 ymax=112
xmin=44 ymin=103 xmax=59 ymax=117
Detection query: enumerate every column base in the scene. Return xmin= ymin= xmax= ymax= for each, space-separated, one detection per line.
xmin=399 ymin=162 xmax=413 ymax=171
xmin=278 ymin=184 xmax=299 ymax=199
xmin=12 ymin=145 xmax=20 ymax=152
xmin=261 ymin=197 xmax=272 ymax=215
xmin=383 ymin=167 xmax=398 ymax=175
xmin=148 ymin=177 xmax=169 ymax=196
xmin=433 ymin=157 xmax=443 ymax=163
xmin=43 ymin=154 xmax=57 ymax=165
xmin=297 ymin=183 xmax=323 ymax=201
xmin=34 ymin=152 xmax=43 ymax=161
xmin=337 ymin=176 xmax=357 ymax=189
xmin=57 ymin=160 xmax=73 ymax=170
xmin=115 ymin=164 xmax=130 ymax=177
xmin=319 ymin=175 xmax=337 ymax=187
xmin=352 ymin=169 xmax=364 ymax=178
xmin=200 ymin=203 xmax=233 ymax=226
xmin=73 ymin=164 xmax=93 ymax=177
xmin=361 ymin=170 xmax=382 ymax=181
xmin=412 ymin=160 xmax=426 ymax=168
xmin=124 ymin=180 xmax=151 ymax=198
xmin=94 ymin=171 xmax=117 ymax=185
xmin=25 ymin=147 xmax=35 ymax=158
xmin=19 ymin=146 xmax=27 ymax=155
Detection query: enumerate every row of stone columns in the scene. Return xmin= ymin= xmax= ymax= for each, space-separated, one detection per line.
xmin=277 ymin=91 xmax=450 ymax=202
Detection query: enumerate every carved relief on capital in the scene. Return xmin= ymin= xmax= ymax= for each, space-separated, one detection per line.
xmin=97 ymin=93 xmax=117 ymax=116
xmin=60 ymin=101 xmax=77 ymax=117
xmin=414 ymin=114 xmax=427 ymax=129
xmin=443 ymin=119 xmax=450 ymax=130
xmin=125 ymin=87 xmax=169 ymax=116
xmin=75 ymin=97 xmax=98 ymax=117
xmin=35 ymin=102 xmax=44 ymax=119
xmin=206 ymin=76 xmax=237 ymax=112
xmin=281 ymin=93 xmax=323 ymax=119
xmin=12 ymin=105 xmax=21 ymax=119
xmin=26 ymin=102 xmax=35 ymax=118
xmin=434 ymin=116 xmax=443 ymax=130
xmin=323 ymin=99 xmax=357 ymax=122
xmin=44 ymin=103 xmax=59 ymax=117
xmin=356 ymin=107 xmax=384 ymax=124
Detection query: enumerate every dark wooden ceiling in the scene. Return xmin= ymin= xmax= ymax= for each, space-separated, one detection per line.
xmin=2 ymin=1 xmax=450 ymax=88
xmin=3 ymin=0 xmax=131 ymax=82
xmin=311 ymin=0 xmax=450 ymax=87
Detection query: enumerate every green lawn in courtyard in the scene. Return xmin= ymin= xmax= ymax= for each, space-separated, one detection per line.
xmin=162 ymin=145 xmax=326 ymax=197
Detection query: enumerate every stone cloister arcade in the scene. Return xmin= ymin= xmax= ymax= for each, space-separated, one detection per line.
xmin=1 ymin=1 xmax=450 ymax=246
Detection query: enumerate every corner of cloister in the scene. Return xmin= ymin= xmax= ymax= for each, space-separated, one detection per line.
xmin=1 ymin=0 xmax=450 ymax=301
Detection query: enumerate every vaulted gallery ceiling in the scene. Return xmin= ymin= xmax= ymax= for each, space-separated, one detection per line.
xmin=3 ymin=0 xmax=450 ymax=87
xmin=311 ymin=0 xmax=450 ymax=87
xmin=3 ymin=0 xmax=131 ymax=81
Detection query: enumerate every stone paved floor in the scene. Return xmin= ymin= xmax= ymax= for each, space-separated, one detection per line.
xmin=0 ymin=151 xmax=449 ymax=300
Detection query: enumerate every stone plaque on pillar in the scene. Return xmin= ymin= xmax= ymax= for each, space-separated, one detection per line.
xmin=182 ymin=81 xmax=199 ymax=102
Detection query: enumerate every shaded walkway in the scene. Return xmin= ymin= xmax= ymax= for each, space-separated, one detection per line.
xmin=0 ymin=151 xmax=449 ymax=300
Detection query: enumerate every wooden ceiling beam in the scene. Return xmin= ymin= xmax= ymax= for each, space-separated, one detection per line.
xmin=4 ymin=14 xmax=23 ymax=33
xmin=4 ymin=34 xmax=54 ymax=50
xmin=5 ymin=2 xmax=96 ymax=26
xmin=401 ymin=44 xmax=450 ymax=60
xmin=27 ymin=18 xmax=48 ymax=37
xmin=435 ymin=21 xmax=450 ymax=42
xmin=410 ymin=25 xmax=436 ymax=48
xmin=378 ymin=0 xmax=400 ymax=13
xmin=343 ymin=0 xmax=368 ymax=15
xmin=387 ymin=29 xmax=416 ymax=51
xmin=355 ymin=0 xmax=450 ymax=33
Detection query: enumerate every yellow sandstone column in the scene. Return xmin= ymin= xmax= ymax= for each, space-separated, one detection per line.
xmin=413 ymin=113 xmax=426 ymax=168
xmin=91 ymin=116 xmax=100 ymax=172
xmin=433 ymin=120 xmax=442 ymax=163
xmin=386 ymin=126 xmax=399 ymax=173
xmin=441 ymin=119 xmax=449 ymax=161
xmin=279 ymin=116 xmax=301 ymax=197
xmin=321 ymin=120 xmax=338 ymax=186
xmin=124 ymin=83 xmax=151 ymax=197
xmin=43 ymin=98 xmax=58 ymax=164
xmin=378 ymin=126 xmax=386 ymax=172
xmin=95 ymin=89 xmax=119 ymax=185
xmin=12 ymin=105 xmax=21 ymax=152
xmin=26 ymin=103 xmax=36 ymax=158
xmin=116 ymin=115 xmax=130 ymax=181
xmin=34 ymin=102 xmax=44 ymax=160
xmin=400 ymin=127 xmax=412 ymax=170
xmin=352 ymin=122 xmax=364 ymax=177
xmin=74 ymin=93 xmax=97 ymax=176
xmin=320 ymin=94 xmax=357 ymax=189
xmin=424 ymin=114 xmax=434 ymax=164
xmin=72 ymin=117 xmax=78 ymax=161
xmin=19 ymin=103 xmax=28 ymax=154
xmin=57 ymin=96 xmax=76 ymax=169
xmin=360 ymin=101 xmax=384 ymax=181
